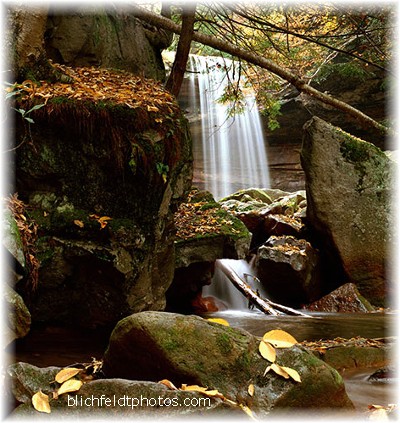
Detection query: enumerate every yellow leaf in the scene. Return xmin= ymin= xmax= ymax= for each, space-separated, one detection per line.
xmin=159 ymin=379 xmax=178 ymax=390
xmin=55 ymin=368 xmax=82 ymax=384
xmin=206 ymin=318 xmax=230 ymax=326
xmin=270 ymin=363 xmax=290 ymax=379
xmin=239 ymin=404 xmax=255 ymax=419
xmin=262 ymin=329 xmax=298 ymax=348
xmin=147 ymin=105 xmax=159 ymax=112
xmin=281 ymin=366 xmax=301 ymax=382
xmin=263 ymin=365 xmax=271 ymax=376
xmin=258 ymin=340 xmax=276 ymax=362
xmin=181 ymin=384 xmax=208 ymax=392
xmin=32 ymin=391 xmax=51 ymax=414
xmin=248 ymin=384 xmax=255 ymax=397
xmin=73 ymin=220 xmax=84 ymax=228
xmin=57 ymin=379 xmax=83 ymax=395
xmin=98 ymin=216 xmax=112 ymax=222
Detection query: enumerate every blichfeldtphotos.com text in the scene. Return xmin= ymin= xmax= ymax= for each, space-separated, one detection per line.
xmin=67 ymin=394 xmax=211 ymax=409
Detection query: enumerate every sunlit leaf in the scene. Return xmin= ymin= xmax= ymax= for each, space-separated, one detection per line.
xmin=57 ymin=379 xmax=83 ymax=395
xmin=264 ymin=365 xmax=271 ymax=376
xmin=32 ymin=391 xmax=51 ymax=413
xmin=258 ymin=340 xmax=276 ymax=362
xmin=248 ymin=384 xmax=255 ymax=396
xmin=262 ymin=329 xmax=298 ymax=348
xmin=73 ymin=220 xmax=84 ymax=228
xmin=181 ymin=384 xmax=208 ymax=392
xmin=239 ymin=404 xmax=255 ymax=419
xmin=270 ymin=363 xmax=290 ymax=379
xmin=159 ymin=379 xmax=178 ymax=390
xmin=206 ymin=317 xmax=230 ymax=326
xmin=281 ymin=366 xmax=301 ymax=382
xmin=55 ymin=367 xmax=82 ymax=383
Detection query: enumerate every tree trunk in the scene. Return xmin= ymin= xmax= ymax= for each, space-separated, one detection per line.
xmin=131 ymin=5 xmax=389 ymax=135
xmin=218 ymin=261 xmax=312 ymax=318
xmin=165 ymin=5 xmax=196 ymax=97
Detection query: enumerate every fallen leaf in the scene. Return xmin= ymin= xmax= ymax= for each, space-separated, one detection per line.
xmin=270 ymin=363 xmax=290 ymax=379
xmin=181 ymin=384 xmax=208 ymax=392
xmin=159 ymin=379 xmax=178 ymax=390
xmin=32 ymin=391 xmax=51 ymax=414
xmin=206 ymin=317 xmax=230 ymax=326
xmin=248 ymin=384 xmax=255 ymax=396
xmin=55 ymin=367 xmax=82 ymax=383
xmin=281 ymin=366 xmax=301 ymax=382
xmin=73 ymin=220 xmax=84 ymax=228
xmin=263 ymin=365 xmax=271 ymax=376
xmin=57 ymin=379 xmax=83 ymax=395
xmin=239 ymin=404 xmax=255 ymax=419
xmin=258 ymin=340 xmax=276 ymax=362
xmin=262 ymin=329 xmax=298 ymax=348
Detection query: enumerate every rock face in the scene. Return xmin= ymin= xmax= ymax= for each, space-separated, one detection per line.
xmin=3 ymin=285 xmax=31 ymax=346
xmin=256 ymin=236 xmax=321 ymax=307
xmin=305 ymin=283 xmax=375 ymax=313
xmin=45 ymin=8 xmax=172 ymax=81
xmin=103 ymin=311 xmax=354 ymax=415
xmin=301 ymin=117 xmax=393 ymax=306
xmin=13 ymin=76 xmax=192 ymax=328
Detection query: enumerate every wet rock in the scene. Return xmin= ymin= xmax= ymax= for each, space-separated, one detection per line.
xmin=45 ymin=8 xmax=171 ymax=81
xmin=3 ymin=285 xmax=31 ymax=346
xmin=103 ymin=311 xmax=354 ymax=415
xmin=255 ymin=235 xmax=321 ymax=307
xmin=368 ymin=366 xmax=396 ymax=384
xmin=301 ymin=117 xmax=393 ymax=306
xmin=220 ymin=189 xmax=307 ymax=248
xmin=2 ymin=208 xmax=25 ymax=271
xmin=15 ymin=83 xmax=193 ymax=328
xmin=305 ymin=283 xmax=375 ymax=313
xmin=169 ymin=190 xmax=251 ymax=313
xmin=7 ymin=363 xmax=230 ymax=418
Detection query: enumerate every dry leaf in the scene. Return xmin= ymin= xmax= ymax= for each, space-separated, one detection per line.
xmin=239 ymin=404 xmax=255 ymax=419
xmin=181 ymin=384 xmax=208 ymax=393
xmin=206 ymin=317 xmax=230 ymax=326
xmin=258 ymin=340 xmax=276 ymax=362
xmin=32 ymin=391 xmax=51 ymax=414
xmin=57 ymin=379 xmax=83 ymax=395
xmin=281 ymin=366 xmax=301 ymax=382
xmin=159 ymin=379 xmax=178 ymax=390
xmin=264 ymin=365 xmax=271 ymax=376
xmin=270 ymin=363 xmax=290 ymax=379
xmin=55 ymin=368 xmax=82 ymax=384
xmin=73 ymin=219 xmax=84 ymax=228
xmin=262 ymin=329 xmax=298 ymax=348
xmin=248 ymin=384 xmax=255 ymax=397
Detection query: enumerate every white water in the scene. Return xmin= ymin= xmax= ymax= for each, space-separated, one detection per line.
xmin=189 ymin=55 xmax=270 ymax=200
xmin=203 ymin=259 xmax=270 ymax=311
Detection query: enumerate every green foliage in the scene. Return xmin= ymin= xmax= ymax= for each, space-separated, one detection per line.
xmin=156 ymin=162 xmax=169 ymax=183
xmin=12 ymin=103 xmax=45 ymax=124
xmin=217 ymin=82 xmax=246 ymax=116
xmin=315 ymin=62 xmax=370 ymax=84
xmin=258 ymin=92 xmax=282 ymax=131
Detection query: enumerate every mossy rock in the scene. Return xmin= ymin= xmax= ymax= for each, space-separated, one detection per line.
xmin=103 ymin=311 xmax=354 ymax=415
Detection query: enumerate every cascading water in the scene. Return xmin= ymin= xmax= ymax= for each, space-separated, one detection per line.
xmin=203 ymin=259 xmax=270 ymax=311
xmin=188 ymin=55 xmax=270 ymax=200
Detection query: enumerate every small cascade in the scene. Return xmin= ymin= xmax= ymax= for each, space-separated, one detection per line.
xmin=188 ymin=55 xmax=270 ymax=200
xmin=203 ymin=259 xmax=269 ymax=311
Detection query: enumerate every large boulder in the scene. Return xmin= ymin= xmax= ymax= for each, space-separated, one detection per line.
xmin=3 ymin=285 xmax=31 ymax=346
xmin=103 ymin=311 xmax=354 ymax=416
xmin=255 ymin=235 xmax=321 ymax=307
xmin=7 ymin=362 xmax=231 ymax=418
xmin=305 ymin=283 xmax=375 ymax=313
xmin=45 ymin=7 xmax=172 ymax=81
xmin=13 ymin=70 xmax=193 ymax=328
xmin=301 ymin=117 xmax=393 ymax=306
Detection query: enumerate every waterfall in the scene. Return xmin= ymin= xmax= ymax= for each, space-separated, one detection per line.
xmin=203 ymin=259 xmax=270 ymax=311
xmin=188 ymin=54 xmax=270 ymax=200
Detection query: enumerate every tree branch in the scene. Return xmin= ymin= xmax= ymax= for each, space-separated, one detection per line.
xmin=132 ymin=5 xmax=390 ymax=135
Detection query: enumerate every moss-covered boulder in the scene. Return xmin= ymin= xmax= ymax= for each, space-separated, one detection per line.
xmin=12 ymin=67 xmax=193 ymax=327
xmin=103 ymin=311 xmax=354 ymax=416
xmin=301 ymin=117 xmax=393 ymax=306
xmin=7 ymin=362 xmax=232 ymax=418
